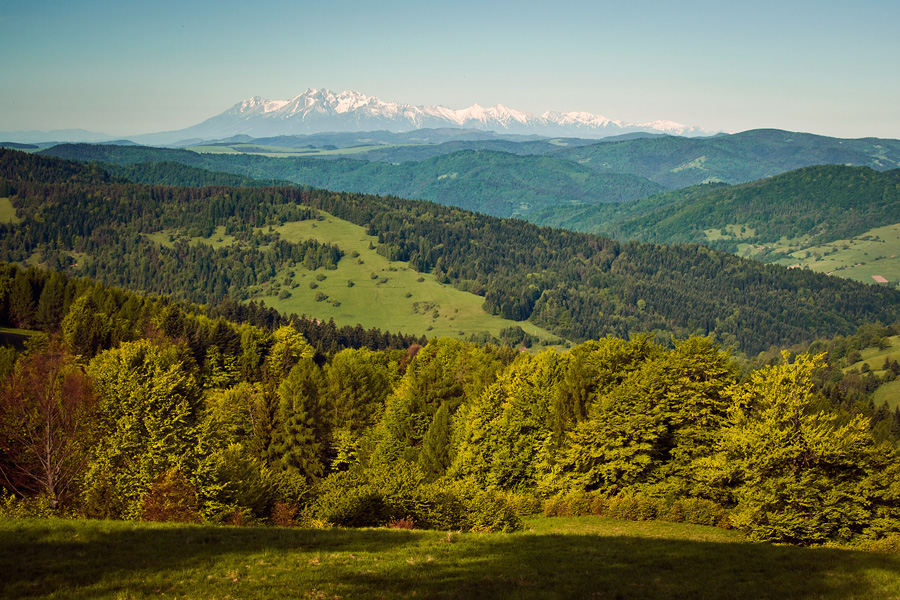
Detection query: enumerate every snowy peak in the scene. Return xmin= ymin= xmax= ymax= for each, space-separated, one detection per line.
xmin=186 ymin=89 xmax=714 ymax=140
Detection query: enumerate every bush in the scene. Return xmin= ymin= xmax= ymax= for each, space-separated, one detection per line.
xmin=544 ymin=491 xmax=730 ymax=529
xmin=387 ymin=516 xmax=415 ymax=530
xmin=0 ymin=489 xmax=56 ymax=518
xmin=305 ymin=467 xmax=523 ymax=532
xmin=141 ymin=469 xmax=201 ymax=523
xmin=271 ymin=501 xmax=298 ymax=527
xmin=504 ymin=492 xmax=543 ymax=517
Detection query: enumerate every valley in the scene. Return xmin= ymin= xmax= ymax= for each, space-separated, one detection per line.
xmin=5 ymin=4 xmax=900 ymax=596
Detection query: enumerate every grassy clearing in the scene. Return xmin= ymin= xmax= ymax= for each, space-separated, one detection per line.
xmin=2 ymin=516 xmax=899 ymax=600
xmin=144 ymin=226 xmax=239 ymax=250
xmin=0 ymin=198 xmax=20 ymax=224
xmin=142 ymin=215 xmax=562 ymax=346
xmin=843 ymin=335 xmax=900 ymax=410
xmin=731 ymin=222 xmax=900 ymax=288
xmin=703 ymin=223 xmax=756 ymax=241
xmin=874 ymin=380 xmax=900 ymax=411
xmin=263 ymin=215 xmax=560 ymax=344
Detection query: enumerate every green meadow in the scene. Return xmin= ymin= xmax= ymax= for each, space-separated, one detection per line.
xmin=146 ymin=213 xmax=562 ymax=346
xmin=722 ymin=222 xmax=900 ymax=288
xmin=2 ymin=516 xmax=899 ymax=600
xmin=844 ymin=334 xmax=900 ymax=410
xmin=0 ymin=198 xmax=20 ymax=224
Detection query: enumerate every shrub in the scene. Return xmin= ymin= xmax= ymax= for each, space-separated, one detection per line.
xmin=141 ymin=469 xmax=201 ymax=523
xmin=306 ymin=467 xmax=523 ymax=532
xmin=504 ymin=492 xmax=543 ymax=517
xmin=271 ymin=501 xmax=298 ymax=527
xmin=0 ymin=489 xmax=56 ymax=518
xmin=466 ymin=490 xmax=522 ymax=532
xmin=679 ymin=497 xmax=726 ymax=527
xmin=387 ymin=516 xmax=415 ymax=530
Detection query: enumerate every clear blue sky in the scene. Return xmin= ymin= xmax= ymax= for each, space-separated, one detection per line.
xmin=1 ymin=0 xmax=897 ymax=138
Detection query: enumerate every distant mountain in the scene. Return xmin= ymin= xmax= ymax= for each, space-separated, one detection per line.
xmin=553 ymin=129 xmax=900 ymax=188
xmin=131 ymin=88 xmax=714 ymax=145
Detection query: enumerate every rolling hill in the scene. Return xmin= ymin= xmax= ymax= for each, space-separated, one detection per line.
xmin=5 ymin=148 xmax=900 ymax=354
xmin=553 ymin=129 xmax=900 ymax=188
xmin=533 ymin=165 xmax=900 ymax=246
xmin=40 ymin=144 xmax=665 ymax=218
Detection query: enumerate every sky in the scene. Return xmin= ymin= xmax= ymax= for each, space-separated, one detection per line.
xmin=1 ymin=0 xmax=898 ymax=139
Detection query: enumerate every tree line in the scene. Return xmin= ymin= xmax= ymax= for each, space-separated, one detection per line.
xmin=2 ymin=264 xmax=899 ymax=544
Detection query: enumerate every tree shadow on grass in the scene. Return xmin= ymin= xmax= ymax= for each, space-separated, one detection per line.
xmin=337 ymin=531 xmax=900 ymax=600
xmin=1 ymin=518 xmax=899 ymax=599
xmin=1 ymin=518 xmax=419 ymax=599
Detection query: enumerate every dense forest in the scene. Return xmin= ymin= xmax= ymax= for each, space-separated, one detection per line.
xmin=3 ymin=148 xmax=900 ymax=354
xmin=531 ymin=165 xmax=900 ymax=251
xmin=40 ymin=144 xmax=665 ymax=218
xmin=1 ymin=262 xmax=899 ymax=546
xmin=40 ymin=129 xmax=900 ymax=217
xmin=552 ymin=129 xmax=900 ymax=188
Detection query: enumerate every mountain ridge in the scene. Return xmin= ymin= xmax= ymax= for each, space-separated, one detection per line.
xmin=128 ymin=88 xmax=715 ymax=145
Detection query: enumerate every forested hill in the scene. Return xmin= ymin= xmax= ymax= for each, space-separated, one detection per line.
xmin=553 ymin=129 xmax=900 ymax=188
xmin=39 ymin=144 xmax=665 ymax=218
xmin=4 ymin=148 xmax=900 ymax=354
xmin=530 ymin=165 xmax=900 ymax=249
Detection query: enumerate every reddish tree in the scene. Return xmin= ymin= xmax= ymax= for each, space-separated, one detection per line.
xmin=0 ymin=342 xmax=97 ymax=508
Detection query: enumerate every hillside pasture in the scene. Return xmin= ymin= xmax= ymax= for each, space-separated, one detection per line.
xmin=842 ymin=335 xmax=900 ymax=409
xmin=0 ymin=198 xmax=20 ymax=224
xmin=144 ymin=213 xmax=562 ymax=345
xmin=265 ymin=215 xmax=561 ymax=344
xmin=725 ymin=222 xmax=900 ymax=288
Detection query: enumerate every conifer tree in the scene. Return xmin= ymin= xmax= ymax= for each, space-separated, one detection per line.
xmin=419 ymin=402 xmax=452 ymax=480
xmin=270 ymin=358 xmax=326 ymax=481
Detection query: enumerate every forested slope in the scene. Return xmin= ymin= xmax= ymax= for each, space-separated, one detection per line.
xmin=554 ymin=129 xmax=900 ymax=188
xmin=529 ymin=165 xmax=900 ymax=250
xmin=7 ymin=149 xmax=900 ymax=354
xmin=4 ymin=151 xmax=900 ymax=548
xmin=40 ymin=144 xmax=664 ymax=218
xmin=1 ymin=266 xmax=899 ymax=546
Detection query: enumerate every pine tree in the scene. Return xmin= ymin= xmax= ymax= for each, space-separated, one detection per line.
xmin=419 ymin=402 xmax=452 ymax=480
xmin=270 ymin=358 xmax=326 ymax=481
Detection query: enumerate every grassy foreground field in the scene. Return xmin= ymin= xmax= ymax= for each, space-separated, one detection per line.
xmin=3 ymin=516 xmax=900 ymax=599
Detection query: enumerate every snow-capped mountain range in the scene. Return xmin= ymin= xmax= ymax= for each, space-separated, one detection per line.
xmin=138 ymin=89 xmax=713 ymax=144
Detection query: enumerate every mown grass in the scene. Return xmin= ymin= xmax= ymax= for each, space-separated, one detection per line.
xmin=2 ymin=516 xmax=899 ymax=599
